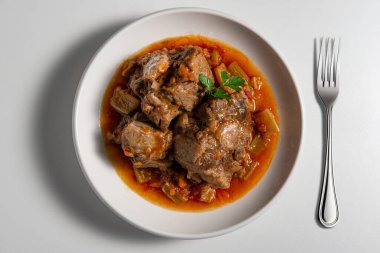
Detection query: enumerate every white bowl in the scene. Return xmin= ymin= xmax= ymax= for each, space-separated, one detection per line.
xmin=72 ymin=7 xmax=303 ymax=239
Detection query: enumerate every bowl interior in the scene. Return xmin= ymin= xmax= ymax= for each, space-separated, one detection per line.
xmin=73 ymin=8 xmax=302 ymax=239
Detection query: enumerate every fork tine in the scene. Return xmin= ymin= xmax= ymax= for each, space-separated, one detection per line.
xmin=317 ymin=37 xmax=325 ymax=86
xmin=324 ymin=38 xmax=331 ymax=87
xmin=330 ymin=38 xmax=336 ymax=87
xmin=335 ymin=38 xmax=341 ymax=87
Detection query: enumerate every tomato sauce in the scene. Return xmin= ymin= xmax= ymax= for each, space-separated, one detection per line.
xmin=100 ymin=35 xmax=279 ymax=212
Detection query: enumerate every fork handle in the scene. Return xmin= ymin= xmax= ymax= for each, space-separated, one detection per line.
xmin=318 ymin=107 xmax=339 ymax=227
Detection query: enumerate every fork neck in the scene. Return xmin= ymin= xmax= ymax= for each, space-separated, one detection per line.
xmin=325 ymin=105 xmax=333 ymax=112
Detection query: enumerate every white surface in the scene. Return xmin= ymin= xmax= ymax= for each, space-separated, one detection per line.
xmin=1 ymin=0 xmax=380 ymax=251
xmin=73 ymin=8 xmax=302 ymax=238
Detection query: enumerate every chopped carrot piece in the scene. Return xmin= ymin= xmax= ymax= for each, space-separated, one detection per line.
xmin=123 ymin=150 xmax=134 ymax=157
xmin=178 ymin=176 xmax=187 ymax=188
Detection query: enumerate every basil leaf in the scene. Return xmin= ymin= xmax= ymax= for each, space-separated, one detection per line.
xmin=199 ymin=74 xmax=214 ymax=93
xmin=212 ymin=87 xmax=231 ymax=99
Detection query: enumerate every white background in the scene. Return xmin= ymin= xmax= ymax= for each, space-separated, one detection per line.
xmin=1 ymin=0 xmax=380 ymax=252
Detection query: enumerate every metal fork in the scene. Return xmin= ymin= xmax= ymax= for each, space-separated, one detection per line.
xmin=317 ymin=37 xmax=340 ymax=227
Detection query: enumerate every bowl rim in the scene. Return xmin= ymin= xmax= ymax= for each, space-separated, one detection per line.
xmin=72 ymin=7 xmax=304 ymax=239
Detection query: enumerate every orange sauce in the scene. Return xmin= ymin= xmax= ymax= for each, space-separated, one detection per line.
xmin=100 ymin=35 xmax=279 ymax=212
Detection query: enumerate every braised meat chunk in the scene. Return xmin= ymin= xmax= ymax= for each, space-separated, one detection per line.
xmin=121 ymin=116 xmax=173 ymax=169
xmin=166 ymin=46 xmax=213 ymax=111
xmin=127 ymin=50 xmax=170 ymax=97
xmin=125 ymin=46 xmax=213 ymax=130
xmin=126 ymin=50 xmax=178 ymax=130
xmin=171 ymin=46 xmax=214 ymax=84
xmin=140 ymin=91 xmax=181 ymax=130
xmin=174 ymin=92 xmax=254 ymax=189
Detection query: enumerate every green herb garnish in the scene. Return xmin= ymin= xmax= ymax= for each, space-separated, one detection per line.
xmin=199 ymin=74 xmax=214 ymax=93
xmin=199 ymin=71 xmax=245 ymax=99
xmin=221 ymin=71 xmax=229 ymax=84
xmin=199 ymin=74 xmax=230 ymax=99
xmin=212 ymin=87 xmax=231 ymax=99
xmin=221 ymin=71 xmax=245 ymax=91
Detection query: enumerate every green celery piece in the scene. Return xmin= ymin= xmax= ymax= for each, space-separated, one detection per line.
xmin=133 ymin=168 xmax=152 ymax=183
xmin=161 ymin=182 xmax=188 ymax=203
